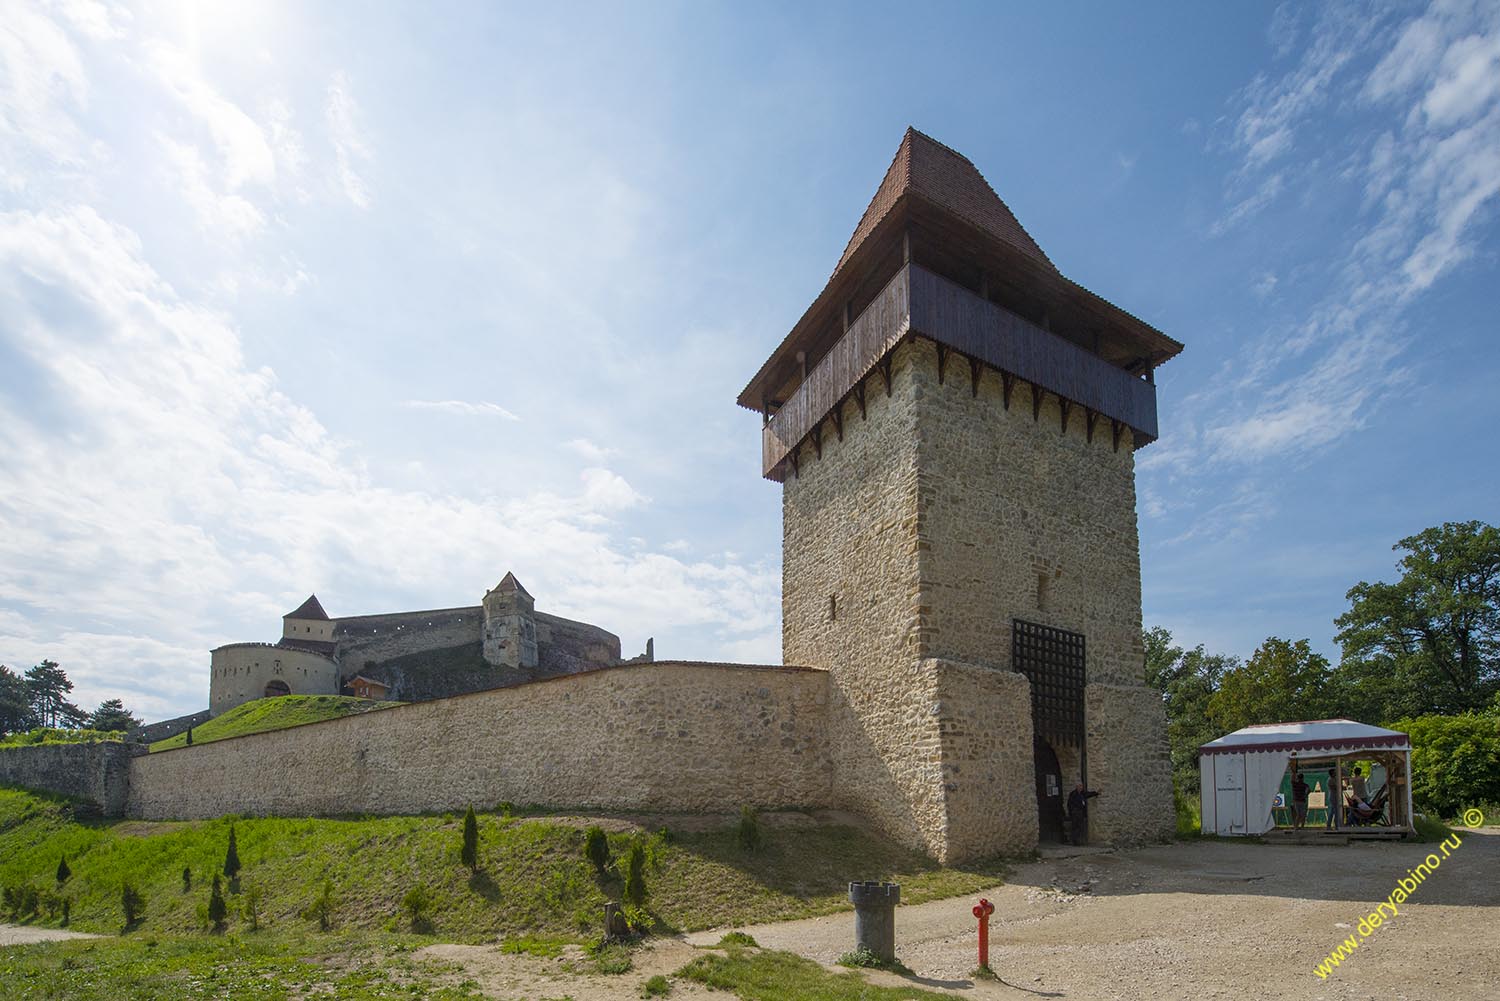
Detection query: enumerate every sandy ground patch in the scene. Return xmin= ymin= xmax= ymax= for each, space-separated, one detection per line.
xmin=0 ymin=923 xmax=103 ymax=946
xmin=679 ymin=827 xmax=1500 ymax=1000
xmin=416 ymin=937 xmax=719 ymax=1000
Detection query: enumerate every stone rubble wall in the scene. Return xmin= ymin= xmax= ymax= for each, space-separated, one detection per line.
xmin=1085 ymin=682 xmax=1175 ymax=843
xmin=333 ymin=606 xmax=485 ymax=668
xmin=0 ymin=741 xmax=146 ymax=816
xmin=782 ymin=343 xmax=952 ymax=858
xmin=208 ymin=644 xmax=341 ymax=715
xmin=128 ymin=661 xmax=832 ymax=821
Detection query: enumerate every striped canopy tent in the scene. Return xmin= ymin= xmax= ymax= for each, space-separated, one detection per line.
xmin=1198 ymin=719 xmax=1414 ymax=836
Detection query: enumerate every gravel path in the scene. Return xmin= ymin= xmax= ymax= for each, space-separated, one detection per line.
xmin=686 ymin=827 xmax=1500 ymax=1000
xmin=0 ymin=923 xmax=103 ymax=946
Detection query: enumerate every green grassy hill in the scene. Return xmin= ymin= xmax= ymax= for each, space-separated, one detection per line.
xmin=0 ymin=787 xmax=1010 ymax=940
xmin=150 ymin=695 xmax=402 ymax=750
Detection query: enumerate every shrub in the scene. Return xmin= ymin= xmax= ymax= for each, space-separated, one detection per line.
xmin=56 ymin=856 xmax=71 ymax=885
xmin=736 ymin=806 xmax=764 ymax=852
xmin=584 ymin=826 xmax=612 ymax=874
xmin=590 ymin=941 xmax=633 ymax=975
xmin=655 ymin=825 xmax=675 ymax=844
xmin=461 ymin=805 xmax=479 ymax=872
xmin=623 ymin=842 xmax=647 ymax=908
xmin=641 ymin=973 xmax=671 ymax=996
xmin=402 ymin=885 xmax=431 ymax=930
xmin=207 ymin=875 xmax=227 ymax=931
xmin=241 ymin=884 xmax=262 ymax=931
xmin=223 ymin=825 xmax=241 ymax=881
xmin=121 ymin=880 xmax=146 ymax=927
xmin=302 ymin=878 xmax=336 ymax=931
xmin=1397 ymin=713 xmax=1500 ymax=818
xmin=717 ymin=932 xmax=758 ymax=948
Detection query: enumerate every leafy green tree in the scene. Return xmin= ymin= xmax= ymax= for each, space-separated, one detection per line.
xmin=88 ymin=699 xmax=141 ymax=733
xmin=25 ymin=661 xmax=85 ymax=729
xmin=1336 ymin=521 xmax=1500 ymax=718
xmin=1395 ymin=712 xmax=1500 ymax=818
xmin=461 ymin=805 xmax=479 ymax=872
xmin=1207 ymin=637 xmax=1333 ymax=734
xmin=0 ymin=665 xmax=37 ymax=738
xmin=223 ymin=825 xmax=241 ymax=881
xmin=1144 ymin=627 xmax=1237 ymax=797
xmin=241 ymin=884 xmax=262 ymax=931
xmin=208 ymin=875 xmax=227 ymax=931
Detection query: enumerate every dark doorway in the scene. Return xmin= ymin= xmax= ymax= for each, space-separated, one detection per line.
xmin=1034 ymin=735 xmax=1065 ymax=842
xmin=264 ymin=680 xmax=290 ymax=698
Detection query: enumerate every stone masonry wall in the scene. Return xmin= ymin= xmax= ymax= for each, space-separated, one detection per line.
xmin=1085 ymin=682 xmax=1175 ymax=843
xmin=334 ymin=606 xmax=484 ymax=667
xmin=209 ymin=644 xmax=340 ymax=715
xmin=0 ymin=742 xmax=146 ymax=815
xmin=782 ymin=342 xmax=951 ymax=858
xmin=129 ymin=662 xmax=831 ymax=820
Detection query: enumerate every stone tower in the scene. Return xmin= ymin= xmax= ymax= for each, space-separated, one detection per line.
xmin=739 ymin=129 xmax=1182 ymax=862
xmin=482 ymin=572 xmax=538 ymax=669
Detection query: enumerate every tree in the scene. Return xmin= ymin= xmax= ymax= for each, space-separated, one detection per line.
xmin=183 ymin=866 xmax=192 ymax=893
xmin=1207 ymin=637 xmax=1333 ymax=734
xmin=1396 ymin=712 xmax=1500 ymax=818
xmin=223 ymin=826 xmax=241 ymax=881
xmin=622 ymin=842 xmax=647 ymax=908
xmin=185 ymin=727 xmax=193 ymax=746
xmin=121 ymin=880 xmax=146 ymax=927
xmin=302 ymin=878 xmax=336 ymax=931
xmin=24 ymin=661 xmax=85 ymax=729
xmin=460 ymin=805 xmax=479 ymax=872
xmin=1336 ymin=521 xmax=1500 ymax=718
xmin=584 ymin=826 xmax=611 ymax=874
xmin=208 ymin=875 xmax=227 ymax=931
xmin=0 ymin=665 xmax=37 ymax=738
xmin=1144 ymin=627 xmax=1238 ymax=797
xmin=56 ymin=856 xmax=71 ymax=885
xmin=88 ymin=699 xmax=141 ymax=733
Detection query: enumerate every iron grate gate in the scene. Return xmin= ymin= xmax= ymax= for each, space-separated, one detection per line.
xmin=1013 ymin=619 xmax=1086 ymax=746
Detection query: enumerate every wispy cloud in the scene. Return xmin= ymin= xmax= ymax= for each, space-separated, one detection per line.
xmin=565 ymin=437 xmax=616 ymax=461
xmin=325 ymin=70 xmax=371 ymax=208
xmin=402 ymin=400 xmax=521 ymax=420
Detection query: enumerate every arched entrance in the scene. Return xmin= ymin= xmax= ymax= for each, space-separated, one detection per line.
xmin=264 ymin=680 xmax=291 ymax=698
xmin=1034 ymin=735 xmax=1065 ymax=842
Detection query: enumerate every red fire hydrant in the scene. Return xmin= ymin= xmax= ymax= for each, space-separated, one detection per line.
xmin=972 ymin=897 xmax=995 ymax=969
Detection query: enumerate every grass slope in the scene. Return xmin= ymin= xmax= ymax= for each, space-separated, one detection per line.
xmin=150 ymin=695 xmax=401 ymax=750
xmin=0 ymin=788 xmax=1011 ymax=940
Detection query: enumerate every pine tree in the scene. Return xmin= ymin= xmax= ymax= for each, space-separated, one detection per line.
xmin=182 ymin=866 xmax=192 ymax=892
xmin=56 ymin=856 xmax=71 ymax=884
xmin=460 ymin=805 xmax=479 ymax=872
xmin=185 ymin=727 xmax=193 ymax=745
xmin=208 ymin=875 xmax=227 ymax=931
xmin=223 ymin=825 xmax=241 ymax=881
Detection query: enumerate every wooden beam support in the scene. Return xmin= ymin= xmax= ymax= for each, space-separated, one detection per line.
xmin=1032 ymin=383 xmax=1043 ymax=423
xmin=790 ymin=449 xmax=800 ymax=478
xmin=1086 ymin=408 xmax=1099 ymax=444
xmin=811 ymin=422 xmax=822 ymax=459
xmin=1001 ymin=372 xmax=1015 ymax=411
xmin=969 ymin=357 xmax=982 ymax=398
xmin=1111 ymin=419 xmax=1124 ymax=453
xmin=830 ymin=405 xmax=843 ymax=442
xmin=1059 ymin=398 xmax=1071 ymax=435
xmin=936 ymin=344 xmax=948 ymax=385
xmin=854 ymin=381 xmax=867 ymax=420
xmin=879 ymin=354 xmax=893 ymax=396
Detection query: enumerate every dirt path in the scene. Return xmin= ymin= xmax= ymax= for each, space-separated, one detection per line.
xmin=685 ymin=827 xmax=1500 ymax=1000
xmin=0 ymin=923 xmax=103 ymax=946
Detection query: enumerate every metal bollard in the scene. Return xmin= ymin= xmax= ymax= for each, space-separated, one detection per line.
xmin=848 ymin=881 xmax=901 ymax=963
xmin=972 ymin=897 xmax=994 ymax=968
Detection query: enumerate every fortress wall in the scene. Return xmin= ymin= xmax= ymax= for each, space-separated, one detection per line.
xmin=209 ymin=645 xmax=340 ymax=715
xmin=535 ymin=611 xmax=621 ymax=667
xmin=1085 ymin=682 xmax=1175 ymax=843
xmin=782 ymin=341 xmax=952 ymax=859
xmin=334 ymin=607 xmax=484 ymax=666
xmin=128 ymin=661 xmax=831 ymax=821
xmin=0 ymin=742 xmax=146 ymax=816
xmin=132 ymin=709 xmax=211 ymax=744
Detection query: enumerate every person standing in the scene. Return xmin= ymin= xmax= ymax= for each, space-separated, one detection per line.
xmin=1066 ymin=782 xmax=1100 ymax=846
xmin=1290 ymin=765 xmax=1310 ymax=829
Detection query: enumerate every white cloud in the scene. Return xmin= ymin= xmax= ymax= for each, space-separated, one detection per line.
xmin=325 ymin=70 xmax=371 ymax=208
xmin=158 ymin=134 xmax=266 ymax=240
xmin=402 ymin=400 xmax=521 ymax=420
xmin=565 ymin=437 xmax=616 ymax=461
xmin=147 ymin=40 xmax=277 ymax=190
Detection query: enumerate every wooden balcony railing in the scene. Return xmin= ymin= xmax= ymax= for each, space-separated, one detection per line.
xmin=761 ymin=263 xmax=1159 ymax=481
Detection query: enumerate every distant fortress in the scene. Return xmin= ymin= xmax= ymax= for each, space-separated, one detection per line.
xmin=209 ymin=572 xmax=640 ymax=715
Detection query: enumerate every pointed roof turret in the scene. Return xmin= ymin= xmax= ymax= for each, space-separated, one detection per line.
xmin=284 ymin=594 xmax=329 ymax=621
xmin=494 ymin=572 xmax=531 ymax=598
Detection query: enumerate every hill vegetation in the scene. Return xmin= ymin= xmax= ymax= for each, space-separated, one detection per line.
xmin=0 ymin=787 xmax=1010 ymax=940
xmin=150 ymin=695 xmax=401 ymax=751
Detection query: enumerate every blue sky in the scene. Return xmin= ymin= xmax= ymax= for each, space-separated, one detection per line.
xmin=2 ymin=1 xmax=1497 ymax=720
